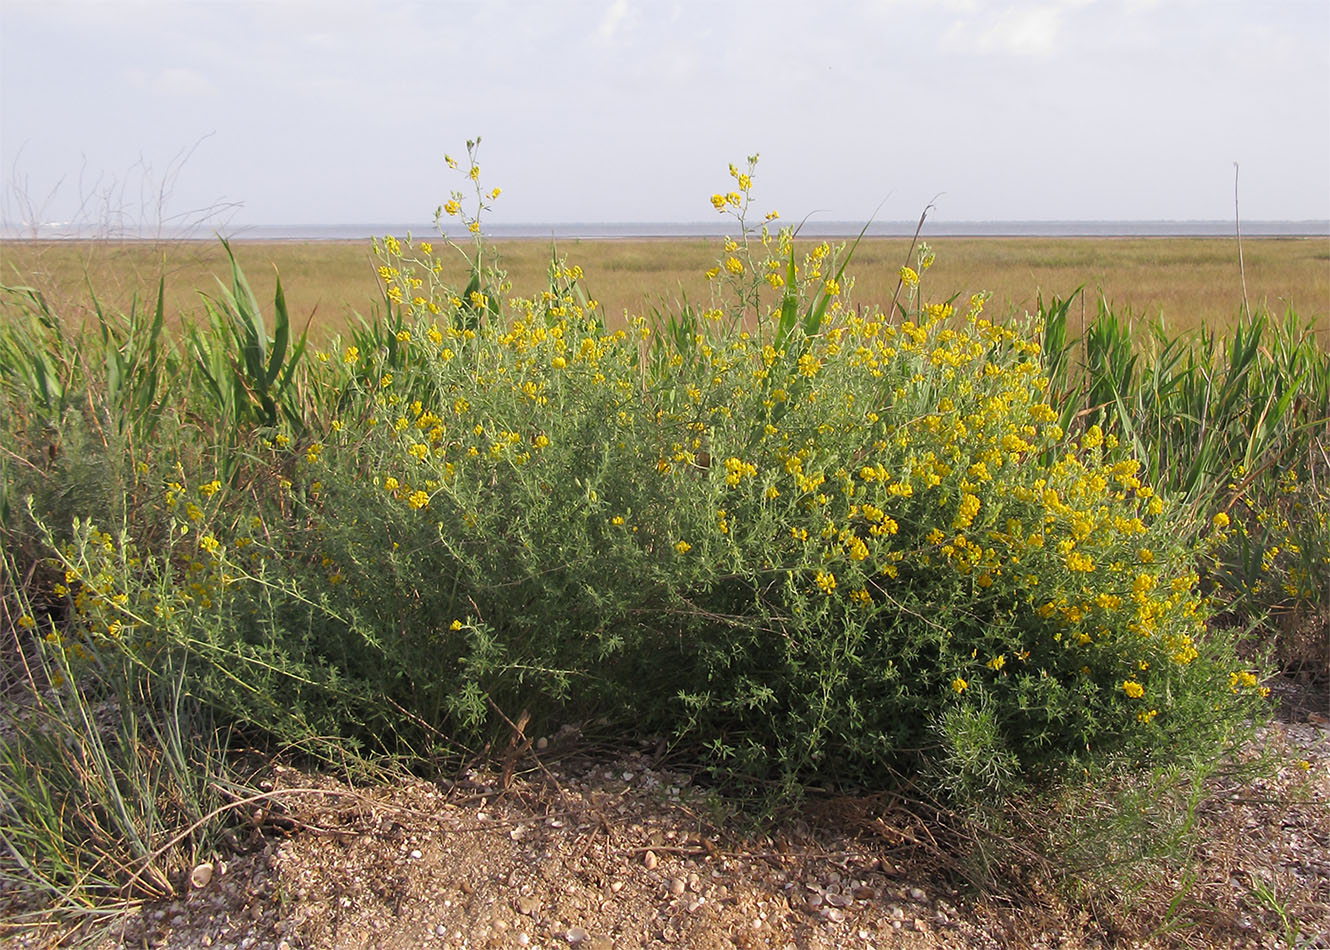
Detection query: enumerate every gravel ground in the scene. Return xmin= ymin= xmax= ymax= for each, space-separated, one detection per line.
xmin=4 ymin=680 xmax=1327 ymax=950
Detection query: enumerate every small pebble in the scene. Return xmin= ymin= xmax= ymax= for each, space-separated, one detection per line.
xmin=822 ymin=907 xmax=846 ymax=923
xmin=668 ymin=877 xmax=686 ymax=896
xmin=908 ymin=886 xmax=927 ymax=901
xmin=517 ymin=896 xmax=540 ymax=916
xmin=566 ymin=925 xmax=588 ymax=944
xmin=409 ymin=849 xmax=422 ymax=860
xmin=643 ymin=850 xmax=658 ymax=870
xmin=536 ymin=737 xmax=549 ymax=750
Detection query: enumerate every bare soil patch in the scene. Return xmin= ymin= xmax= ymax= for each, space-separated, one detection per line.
xmin=5 ymin=680 xmax=1327 ymax=950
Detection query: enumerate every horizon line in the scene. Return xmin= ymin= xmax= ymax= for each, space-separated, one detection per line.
xmin=5 ymin=217 xmax=1329 ymax=240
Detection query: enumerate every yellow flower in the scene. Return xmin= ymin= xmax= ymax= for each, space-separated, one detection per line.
xmin=674 ymin=540 xmax=692 ymax=554
xmin=814 ymin=570 xmax=837 ymax=594
xmin=953 ymin=493 xmax=980 ymax=530
xmin=407 ymin=490 xmax=430 ymax=510
xmin=1229 ymin=670 xmax=1260 ymax=692
xmin=343 ymin=346 xmax=360 ymax=365
xmin=952 ymin=677 xmax=968 ymax=694
xmin=200 ymin=479 xmax=222 ymax=498
xmin=899 ymin=266 xmax=919 ymax=287
xmin=1122 ymin=680 xmax=1145 ymax=699
xmin=987 ymin=654 xmax=1006 ymax=671
xmin=724 ymin=256 xmax=744 ymax=275
xmin=1066 ymin=551 xmax=1095 ymax=572
xmin=200 ymin=534 xmax=220 ymax=555
xmin=450 ymin=619 xmax=463 ymax=631
xmin=1212 ymin=511 xmax=1230 ymax=529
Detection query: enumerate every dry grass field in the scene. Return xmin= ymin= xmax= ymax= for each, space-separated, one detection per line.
xmin=2 ymin=234 xmax=1326 ymax=343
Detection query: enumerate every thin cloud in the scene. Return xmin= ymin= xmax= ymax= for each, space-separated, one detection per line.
xmin=597 ymin=0 xmax=631 ymax=43
xmin=153 ymin=67 xmax=215 ymax=98
xmin=939 ymin=0 xmax=1106 ymax=58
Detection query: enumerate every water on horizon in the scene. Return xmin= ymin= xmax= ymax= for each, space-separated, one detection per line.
xmin=4 ymin=220 xmax=1329 ymax=241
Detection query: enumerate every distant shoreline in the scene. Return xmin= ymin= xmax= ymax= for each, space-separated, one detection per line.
xmin=3 ymin=220 xmax=1328 ymax=242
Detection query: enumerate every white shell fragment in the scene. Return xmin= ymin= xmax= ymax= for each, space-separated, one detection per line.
xmin=190 ymin=862 xmax=214 ymax=889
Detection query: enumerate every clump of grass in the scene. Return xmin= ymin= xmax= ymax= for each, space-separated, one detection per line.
xmin=0 ymin=544 xmax=234 ymax=926
xmin=1038 ymin=289 xmax=1330 ymax=674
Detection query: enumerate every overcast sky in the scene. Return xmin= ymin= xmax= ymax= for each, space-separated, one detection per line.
xmin=2 ymin=0 xmax=1328 ymax=232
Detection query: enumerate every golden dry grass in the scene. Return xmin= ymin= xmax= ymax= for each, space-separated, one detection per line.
xmin=2 ymin=234 xmax=1326 ymax=343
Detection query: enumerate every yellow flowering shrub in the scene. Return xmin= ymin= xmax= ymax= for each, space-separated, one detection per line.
xmin=0 ymin=150 xmax=1273 ymax=808
xmin=259 ymin=157 xmax=1270 ymax=800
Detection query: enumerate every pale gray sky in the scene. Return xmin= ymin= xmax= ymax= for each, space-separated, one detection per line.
xmin=2 ymin=0 xmax=1328 ymax=232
